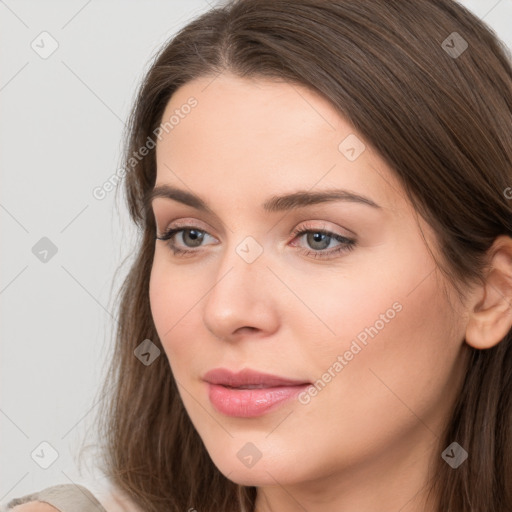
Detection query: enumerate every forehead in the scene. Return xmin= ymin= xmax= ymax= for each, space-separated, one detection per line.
xmin=158 ymin=72 xmax=349 ymax=157
xmin=154 ymin=73 xmax=405 ymax=214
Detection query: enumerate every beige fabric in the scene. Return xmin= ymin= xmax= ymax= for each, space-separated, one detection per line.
xmin=1 ymin=484 xmax=142 ymax=512
xmin=2 ymin=484 xmax=107 ymax=512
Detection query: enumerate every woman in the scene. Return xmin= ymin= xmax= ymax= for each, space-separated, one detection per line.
xmin=6 ymin=0 xmax=512 ymax=510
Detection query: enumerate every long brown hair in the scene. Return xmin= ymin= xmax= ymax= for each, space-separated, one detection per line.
xmin=95 ymin=1 xmax=512 ymax=510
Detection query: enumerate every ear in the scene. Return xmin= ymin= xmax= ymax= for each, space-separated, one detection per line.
xmin=465 ymin=235 xmax=512 ymax=350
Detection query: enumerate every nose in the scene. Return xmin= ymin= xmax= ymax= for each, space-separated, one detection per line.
xmin=202 ymin=241 xmax=280 ymax=343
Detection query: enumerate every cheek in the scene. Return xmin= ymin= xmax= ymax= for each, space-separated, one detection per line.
xmin=149 ymin=257 xmax=196 ymax=366
xmin=301 ymin=264 xmax=463 ymax=441
xmin=292 ymin=234 xmax=462 ymax=408
xmin=279 ymin=243 xmax=417 ymax=365
xmin=314 ymin=232 xmax=448 ymax=358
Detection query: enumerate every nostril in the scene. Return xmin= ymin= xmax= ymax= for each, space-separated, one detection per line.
xmin=234 ymin=326 xmax=258 ymax=335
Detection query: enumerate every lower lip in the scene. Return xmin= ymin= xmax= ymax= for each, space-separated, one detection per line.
xmin=207 ymin=383 xmax=310 ymax=418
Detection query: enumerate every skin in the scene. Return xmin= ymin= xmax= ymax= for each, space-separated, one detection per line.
xmin=12 ymin=504 xmax=59 ymax=512
xmin=149 ymin=72 xmax=512 ymax=512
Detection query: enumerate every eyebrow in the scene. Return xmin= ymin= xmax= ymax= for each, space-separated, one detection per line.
xmin=144 ymin=184 xmax=381 ymax=215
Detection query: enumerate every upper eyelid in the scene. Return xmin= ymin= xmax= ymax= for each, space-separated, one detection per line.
xmin=158 ymin=223 xmax=351 ymax=243
xmin=157 ymin=218 xmax=216 ymax=236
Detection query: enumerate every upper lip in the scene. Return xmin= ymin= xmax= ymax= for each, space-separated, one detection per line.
xmin=203 ymin=368 xmax=311 ymax=388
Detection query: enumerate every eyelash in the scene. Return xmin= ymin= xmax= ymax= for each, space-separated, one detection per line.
xmin=155 ymin=222 xmax=356 ymax=260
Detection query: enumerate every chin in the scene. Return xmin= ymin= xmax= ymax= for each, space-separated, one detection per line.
xmin=206 ymin=442 xmax=303 ymax=487
xmin=219 ymin=463 xmax=292 ymax=487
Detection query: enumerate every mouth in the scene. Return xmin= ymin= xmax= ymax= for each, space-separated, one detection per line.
xmin=203 ymin=368 xmax=312 ymax=418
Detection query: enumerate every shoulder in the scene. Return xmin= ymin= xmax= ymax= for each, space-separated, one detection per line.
xmin=2 ymin=484 xmax=106 ymax=512
xmin=1 ymin=483 xmax=142 ymax=512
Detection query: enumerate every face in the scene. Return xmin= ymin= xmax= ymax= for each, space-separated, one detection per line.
xmin=149 ymin=73 xmax=470 ymax=502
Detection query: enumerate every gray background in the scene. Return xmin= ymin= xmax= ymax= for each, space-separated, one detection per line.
xmin=1 ymin=0 xmax=511 ymax=503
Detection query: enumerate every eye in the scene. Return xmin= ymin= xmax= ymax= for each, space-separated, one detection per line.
xmin=155 ymin=222 xmax=357 ymax=260
xmin=156 ymin=226 xmax=217 ymax=256
xmin=290 ymin=223 xmax=356 ymax=259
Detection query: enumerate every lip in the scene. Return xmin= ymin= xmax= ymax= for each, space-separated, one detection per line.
xmin=203 ymin=368 xmax=311 ymax=388
xmin=203 ymin=368 xmax=311 ymax=418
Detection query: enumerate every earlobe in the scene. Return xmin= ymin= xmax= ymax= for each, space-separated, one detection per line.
xmin=465 ymin=235 xmax=512 ymax=350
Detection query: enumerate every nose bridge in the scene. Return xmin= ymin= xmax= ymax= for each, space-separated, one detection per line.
xmin=202 ymin=234 xmax=277 ymax=340
xmin=214 ymin=233 xmax=267 ymax=291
